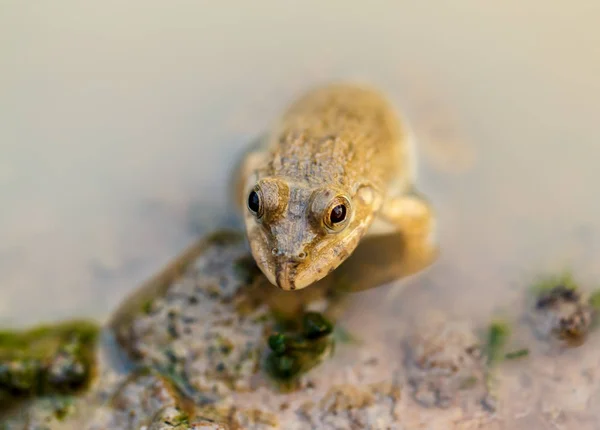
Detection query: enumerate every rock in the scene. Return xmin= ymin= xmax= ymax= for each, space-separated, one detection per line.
xmin=85 ymin=371 xmax=184 ymax=430
xmin=112 ymin=232 xmax=273 ymax=400
xmin=2 ymin=231 xmax=499 ymax=429
xmin=0 ymin=395 xmax=77 ymax=429
xmin=298 ymin=382 xmax=402 ymax=429
xmin=404 ymin=312 xmax=488 ymax=410
xmin=529 ymin=278 xmax=597 ymax=345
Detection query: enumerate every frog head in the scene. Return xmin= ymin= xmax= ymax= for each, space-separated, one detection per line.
xmin=242 ymin=176 xmax=379 ymax=290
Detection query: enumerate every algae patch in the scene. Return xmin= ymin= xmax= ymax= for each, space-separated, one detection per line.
xmin=266 ymin=312 xmax=334 ymax=386
xmin=484 ymin=320 xmax=511 ymax=366
xmin=504 ymin=348 xmax=529 ymax=360
xmin=0 ymin=319 xmax=99 ymax=407
xmin=483 ymin=319 xmax=530 ymax=364
xmin=529 ymin=273 xmax=600 ymax=344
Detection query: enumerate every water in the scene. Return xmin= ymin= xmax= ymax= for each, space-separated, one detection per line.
xmin=1 ymin=0 xmax=599 ymax=334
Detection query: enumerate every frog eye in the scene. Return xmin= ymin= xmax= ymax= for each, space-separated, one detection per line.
xmin=329 ymin=203 xmax=347 ymax=224
xmin=323 ymin=196 xmax=351 ymax=232
xmin=247 ymin=187 xmax=263 ymax=218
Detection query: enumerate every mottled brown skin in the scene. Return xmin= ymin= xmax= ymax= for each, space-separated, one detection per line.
xmin=238 ymin=83 xmax=433 ymax=291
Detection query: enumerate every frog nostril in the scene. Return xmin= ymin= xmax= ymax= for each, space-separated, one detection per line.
xmin=297 ymin=251 xmax=307 ymax=260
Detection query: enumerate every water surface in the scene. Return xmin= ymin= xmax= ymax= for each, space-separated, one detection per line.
xmin=1 ymin=1 xmax=599 ymax=333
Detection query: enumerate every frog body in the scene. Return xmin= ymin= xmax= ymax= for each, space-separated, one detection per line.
xmin=236 ymin=83 xmax=434 ymax=291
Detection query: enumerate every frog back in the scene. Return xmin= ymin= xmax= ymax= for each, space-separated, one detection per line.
xmin=261 ymin=83 xmax=411 ymax=193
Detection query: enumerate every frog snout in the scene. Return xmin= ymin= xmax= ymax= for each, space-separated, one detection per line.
xmin=290 ymin=250 xmax=307 ymax=262
xmin=271 ymin=247 xmax=308 ymax=262
xmin=275 ymin=260 xmax=299 ymax=291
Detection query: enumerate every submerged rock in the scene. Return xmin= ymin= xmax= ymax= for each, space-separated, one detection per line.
xmin=297 ymin=382 xmax=402 ymax=429
xmin=528 ymin=275 xmax=598 ymax=345
xmin=0 ymin=395 xmax=77 ymax=429
xmin=85 ymin=370 xmax=185 ymax=430
xmin=110 ymin=231 xmax=353 ymax=401
xmin=111 ymin=232 xmax=273 ymax=400
xmin=4 ymin=230 xmax=500 ymax=429
xmin=404 ymin=312 xmax=488 ymax=410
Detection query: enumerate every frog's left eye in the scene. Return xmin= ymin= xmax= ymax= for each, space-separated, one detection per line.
xmin=247 ymin=187 xmax=263 ymax=218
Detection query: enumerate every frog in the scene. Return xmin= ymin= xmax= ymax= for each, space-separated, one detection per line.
xmin=234 ymin=83 xmax=435 ymax=291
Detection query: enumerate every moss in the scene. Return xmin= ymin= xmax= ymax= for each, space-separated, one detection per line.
xmin=0 ymin=320 xmax=99 ymax=409
xmin=268 ymin=333 xmax=288 ymax=355
xmin=485 ymin=320 xmax=510 ymax=366
xmin=535 ymin=286 xmax=581 ymax=311
xmin=265 ymin=312 xmax=334 ymax=387
xmin=266 ymin=354 xmax=302 ymax=380
xmin=529 ymin=271 xmax=578 ymax=296
xmin=302 ymin=312 xmax=333 ymax=340
xmin=530 ymin=273 xmax=597 ymax=342
xmin=504 ymin=349 xmax=529 ymax=360
xmin=141 ymin=299 xmax=154 ymax=315
xmin=588 ymin=289 xmax=600 ymax=311
xmin=0 ymin=320 xmax=97 ymax=355
xmin=165 ymin=410 xmax=190 ymax=426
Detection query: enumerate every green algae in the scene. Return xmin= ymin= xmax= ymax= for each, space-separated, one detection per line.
xmin=141 ymin=299 xmax=154 ymax=315
xmin=302 ymin=312 xmax=334 ymax=340
xmin=481 ymin=320 xmax=508 ymax=412
xmin=0 ymin=319 xmax=99 ymax=408
xmin=265 ymin=312 xmax=334 ymax=387
xmin=529 ymin=271 xmax=579 ymax=296
xmin=587 ymin=289 xmax=600 ymax=311
xmin=485 ymin=320 xmax=511 ymax=367
xmin=504 ymin=348 xmax=529 ymax=360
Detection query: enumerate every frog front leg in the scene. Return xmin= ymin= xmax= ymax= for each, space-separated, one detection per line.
xmin=332 ymin=185 xmax=436 ymax=295
xmin=381 ymin=187 xmax=435 ymax=241
xmin=368 ymin=186 xmax=436 ymax=244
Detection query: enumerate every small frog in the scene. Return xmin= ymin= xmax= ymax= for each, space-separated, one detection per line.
xmin=235 ymin=83 xmax=434 ymax=291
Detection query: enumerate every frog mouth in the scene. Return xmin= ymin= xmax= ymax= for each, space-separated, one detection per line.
xmin=275 ymin=261 xmax=299 ymax=291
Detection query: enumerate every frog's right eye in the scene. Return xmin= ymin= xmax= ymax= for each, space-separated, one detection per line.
xmin=323 ymin=196 xmax=351 ymax=232
xmin=247 ymin=187 xmax=263 ymax=218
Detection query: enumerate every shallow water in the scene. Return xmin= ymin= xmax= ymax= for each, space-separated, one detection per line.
xmin=1 ymin=0 xmax=599 ymax=338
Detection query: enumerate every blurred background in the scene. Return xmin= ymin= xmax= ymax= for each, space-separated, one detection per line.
xmin=1 ymin=1 xmax=599 ymax=327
